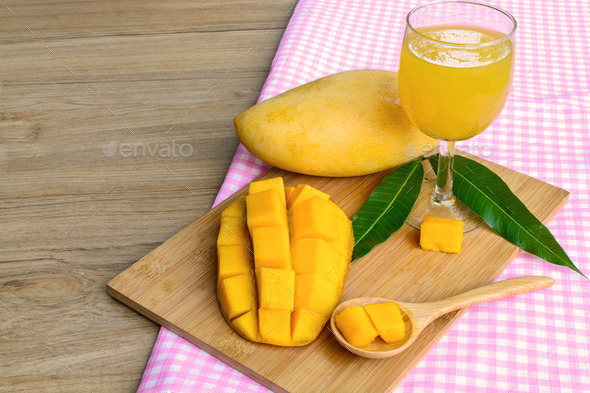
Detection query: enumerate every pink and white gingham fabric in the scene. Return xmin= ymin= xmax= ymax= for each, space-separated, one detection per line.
xmin=137 ymin=1 xmax=590 ymax=392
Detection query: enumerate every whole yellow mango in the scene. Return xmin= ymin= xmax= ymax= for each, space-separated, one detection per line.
xmin=234 ymin=70 xmax=437 ymax=177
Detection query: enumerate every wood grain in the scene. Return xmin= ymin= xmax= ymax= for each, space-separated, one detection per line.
xmin=107 ymin=153 xmax=569 ymax=393
xmin=0 ymin=0 xmax=296 ymax=391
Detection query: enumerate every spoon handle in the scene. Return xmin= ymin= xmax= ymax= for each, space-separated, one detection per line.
xmin=425 ymin=276 xmax=554 ymax=321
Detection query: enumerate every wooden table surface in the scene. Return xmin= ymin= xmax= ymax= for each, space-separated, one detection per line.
xmin=0 ymin=0 xmax=296 ymax=391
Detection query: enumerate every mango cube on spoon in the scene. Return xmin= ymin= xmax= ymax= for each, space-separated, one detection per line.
xmin=335 ymin=302 xmax=406 ymax=347
xmin=334 ymin=305 xmax=378 ymax=348
xmin=364 ymin=302 xmax=405 ymax=344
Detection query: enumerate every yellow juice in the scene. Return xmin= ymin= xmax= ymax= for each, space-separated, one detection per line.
xmin=399 ymin=25 xmax=514 ymax=141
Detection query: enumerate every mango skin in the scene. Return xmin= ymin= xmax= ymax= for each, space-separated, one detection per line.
xmin=234 ymin=70 xmax=438 ymax=177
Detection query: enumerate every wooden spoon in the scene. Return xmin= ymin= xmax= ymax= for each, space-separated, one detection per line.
xmin=330 ymin=276 xmax=554 ymax=359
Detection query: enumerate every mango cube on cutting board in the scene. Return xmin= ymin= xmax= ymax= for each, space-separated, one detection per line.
xmin=221 ymin=195 xmax=247 ymax=218
xmin=295 ymin=273 xmax=340 ymax=316
xmin=246 ymin=188 xmax=287 ymax=229
xmin=420 ymin=215 xmax=464 ymax=253
xmin=256 ymin=268 xmax=295 ymax=310
xmin=292 ymin=238 xmax=342 ymax=284
xmin=217 ymin=245 xmax=252 ymax=282
xmin=259 ymin=308 xmax=291 ymax=346
xmin=291 ymin=196 xmax=339 ymax=242
xmin=217 ymin=217 xmax=249 ymax=246
xmin=218 ymin=275 xmax=256 ymax=320
xmin=231 ymin=310 xmax=258 ymax=341
xmin=249 ymin=177 xmax=287 ymax=207
xmin=291 ymin=307 xmax=326 ymax=344
xmin=287 ymin=183 xmax=330 ymax=209
xmin=251 ymin=226 xmax=291 ymax=270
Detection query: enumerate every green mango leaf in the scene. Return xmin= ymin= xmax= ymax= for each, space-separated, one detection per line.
xmin=428 ymin=154 xmax=586 ymax=278
xmin=352 ymin=159 xmax=423 ymax=261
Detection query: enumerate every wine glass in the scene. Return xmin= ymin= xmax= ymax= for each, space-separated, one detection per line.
xmin=399 ymin=1 xmax=517 ymax=231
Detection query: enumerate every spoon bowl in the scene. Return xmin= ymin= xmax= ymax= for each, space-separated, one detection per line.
xmin=330 ymin=276 xmax=554 ymax=359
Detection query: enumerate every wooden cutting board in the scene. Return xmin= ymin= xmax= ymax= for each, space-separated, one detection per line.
xmin=107 ymin=152 xmax=568 ymax=393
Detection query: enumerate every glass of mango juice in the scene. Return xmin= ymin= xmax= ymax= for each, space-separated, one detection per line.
xmin=399 ymin=1 xmax=517 ymax=231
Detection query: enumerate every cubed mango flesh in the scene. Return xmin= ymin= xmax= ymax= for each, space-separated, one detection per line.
xmin=287 ymin=184 xmax=330 ymax=209
xmin=218 ymin=274 xmax=256 ymax=320
xmin=249 ymin=177 xmax=286 ymax=208
xmin=246 ymin=188 xmax=287 ymax=230
xmin=231 ymin=310 xmax=259 ymax=341
xmin=364 ymin=302 xmax=405 ymax=344
xmin=221 ymin=196 xmax=247 ymax=218
xmin=255 ymin=268 xmax=295 ymax=310
xmin=420 ymin=215 xmax=464 ymax=253
xmin=295 ymin=273 xmax=340 ymax=316
xmin=334 ymin=305 xmax=379 ymax=348
xmin=251 ymin=226 xmax=291 ymax=270
xmin=259 ymin=308 xmax=291 ymax=346
xmin=291 ymin=307 xmax=326 ymax=344
xmin=291 ymin=238 xmax=341 ymax=284
xmin=291 ymin=196 xmax=338 ymax=242
xmin=217 ymin=178 xmax=353 ymax=346
xmin=217 ymin=245 xmax=252 ymax=282
xmin=217 ymin=217 xmax=250 ymax=247
xmin=284 ymin=186 xmax=295 ymax=203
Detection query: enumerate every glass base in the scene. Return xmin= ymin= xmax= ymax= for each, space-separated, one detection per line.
xmin=407 ymin=177 xmax=484 ymax=233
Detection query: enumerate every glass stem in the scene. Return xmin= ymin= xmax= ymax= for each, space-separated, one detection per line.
xmin=433 ymin=140 xmax=455 ymax=204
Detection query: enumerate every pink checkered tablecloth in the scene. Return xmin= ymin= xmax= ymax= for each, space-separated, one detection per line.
xmin=137 ymin=0 xmax=590 ymax=392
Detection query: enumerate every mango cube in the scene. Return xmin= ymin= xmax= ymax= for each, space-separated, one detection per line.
xmin=246 ymin=188 xmax=287 ymax=230
xmin=231 ymin=310 xmax=259 ymax=341
xmin=334 ymin=305 xmax=378 ymax=348
xmin=251 ymin=226 xmax=291 ymax=270
xmin=284 ymin=186 xmax=296 ymax=203
xmin=291 ymin=197 xmax=338 ymax=242
xmin=420 ymin=215 xmax=464 ymax=253
xmin=292 ymin=238 xmax=341 ymax=284
xmin=291 ymin=307 xmax=326 ymax=344
xmin=221 ymin=196 xmax=246 ymax=218
xmin=287 ymin=184 xmax=330 ymax=209
xmin=217 ymin=217 xmax=250 ymax=247
xmin=294 ymin=273 xmax=340 ymax=316
xmin=218 ymin=274 xmax=256 ymax=320
xmin=217 ymin=245 xmax=252 ymax=282
xmin=365 ymin=302 xmax=405 ymax=344
xmin=259 ymin=308 xmax=291 ymax=346
xmin=249 ymin=177 xmax=286 ymax=207
xmin=256 ymin=268 xmax=295 ymax=310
